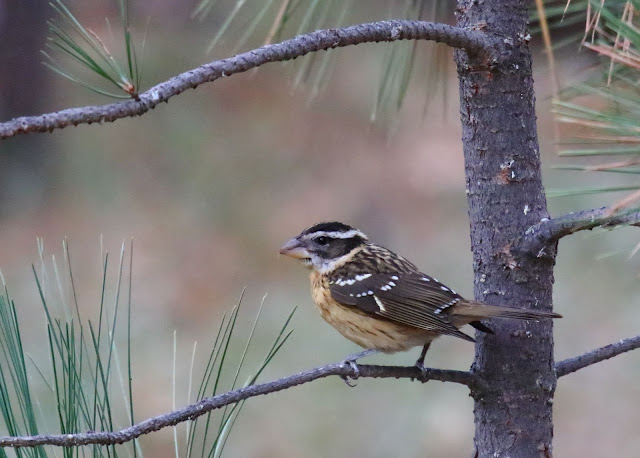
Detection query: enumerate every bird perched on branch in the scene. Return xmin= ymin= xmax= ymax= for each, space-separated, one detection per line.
xmin=279 ymin=222 xmax=561 ymax=370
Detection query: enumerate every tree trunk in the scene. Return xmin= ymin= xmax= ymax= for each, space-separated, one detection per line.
xmin=454 ymin=1 xmax=557 ymax=456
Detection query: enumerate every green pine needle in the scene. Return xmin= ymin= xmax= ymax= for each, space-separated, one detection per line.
xmin=547 ymin=185 xmax=640 ymax=197
xmin=44 ymin=0 xmax=143 ymax=99
xmin=552 ymin=0 xmax=640 ymax=207
xmin=0 ymin=241 xmax=293 ymax=457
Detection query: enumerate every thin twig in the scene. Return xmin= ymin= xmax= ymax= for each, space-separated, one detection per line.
xmin=0 ymin=19 xmax=507 ymax=140
xmin=0 ymin=360 xmax=474 ymax=448
xmin=516 ymin=206 xmax=640 ymax=257
xmin=556 ymin=335 xmax=640 ymax=377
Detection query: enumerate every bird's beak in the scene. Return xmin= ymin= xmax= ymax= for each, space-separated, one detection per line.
xmin=279 ymin=237 xmax=310 ymax=259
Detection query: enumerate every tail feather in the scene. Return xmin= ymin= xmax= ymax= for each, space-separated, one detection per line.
xmin=454 ymin=300 xmax=562 ymax=320
xmin=469 ymin=320 xmax=494 ymax=334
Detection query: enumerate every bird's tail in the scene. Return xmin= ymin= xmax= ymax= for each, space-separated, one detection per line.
xmin=453 ymin=300 xmax=562 ymax=321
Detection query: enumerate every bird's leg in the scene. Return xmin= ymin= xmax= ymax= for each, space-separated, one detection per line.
xmin=340 ymin=349 xmax=379 ymax=387
xmin=343 ymin=348 xmax=379 ymax=365
xmin=414 ymin=343 xmax=431 ymax=376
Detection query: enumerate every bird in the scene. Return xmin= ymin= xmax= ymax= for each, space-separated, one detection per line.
xmin=279 ymin=221 xmax=562 ymax=371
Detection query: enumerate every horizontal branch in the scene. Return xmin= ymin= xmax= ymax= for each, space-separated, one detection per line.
xmin=0 ymin=20 xmax=507 ymax=140
xmin=5 ymin=332 xmax=640 ymax=448
xmin=0 ymin=359 xmax=474 ymax=448
xmin=516 ymin=206 xmax=640 ymax=256
xmin=556 ymin=334 xmax=640 ymax=378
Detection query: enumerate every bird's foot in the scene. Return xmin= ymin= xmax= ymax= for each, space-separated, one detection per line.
xmin=339 ymin=349 xmax=379 ymax=387
xmin=340 ymin=360 xmax=359 ymax=387
xmin=413 ymin=359 xmax=430 ymax=382
xmin=412 ymin=343 xmax=431 ymax=382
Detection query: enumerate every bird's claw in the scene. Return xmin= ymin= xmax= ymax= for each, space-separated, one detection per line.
xmin=340 ymin=376 xmax=357 ymax=387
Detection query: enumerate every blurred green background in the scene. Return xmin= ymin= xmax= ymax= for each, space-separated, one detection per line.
xmin=1 ymin=1 xmax=640 ymax=457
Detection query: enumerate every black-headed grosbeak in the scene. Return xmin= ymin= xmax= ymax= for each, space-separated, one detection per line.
xmin=280 ymin=222 xmax=561 ymax=369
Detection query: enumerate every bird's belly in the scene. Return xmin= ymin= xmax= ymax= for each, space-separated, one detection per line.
xmin=310 ymin=273 xmax=434 ymax=353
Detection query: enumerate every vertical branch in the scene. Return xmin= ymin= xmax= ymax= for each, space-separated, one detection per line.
xmin=454 ymin=1 xmax=557 ymax=456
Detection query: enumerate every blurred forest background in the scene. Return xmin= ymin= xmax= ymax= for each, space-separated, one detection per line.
xmin=1 ymin=1 xmax=640 ymax=457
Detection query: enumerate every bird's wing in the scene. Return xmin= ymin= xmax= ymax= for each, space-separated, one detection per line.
xmin=329 ymin=272 xmax=474 ymax=342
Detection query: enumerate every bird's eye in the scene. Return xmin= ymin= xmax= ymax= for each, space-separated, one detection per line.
xmin=315 ymin=236 xmax=330 ymax=245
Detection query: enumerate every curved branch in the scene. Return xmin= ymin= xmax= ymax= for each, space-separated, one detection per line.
xmin=0 ymin=20 xmax=507 ymax=140
xmin=0 ymin=360 xmax=474 ymax=448
xmin=516 ymin=206 xmax=640 ymax=256
xmin=556 ymin=335 xmax=640 ymax=378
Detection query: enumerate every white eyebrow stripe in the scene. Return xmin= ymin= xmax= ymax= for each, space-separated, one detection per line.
xmin=312 ymin=229 xmax=367 ymax=239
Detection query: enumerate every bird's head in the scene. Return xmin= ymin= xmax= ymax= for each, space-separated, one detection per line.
xmin=279 ymin=222 xmax=368 ymax=273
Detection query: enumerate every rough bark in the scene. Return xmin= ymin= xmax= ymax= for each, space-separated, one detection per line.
xmin=454 ymin=1 xmax=557 ymax=456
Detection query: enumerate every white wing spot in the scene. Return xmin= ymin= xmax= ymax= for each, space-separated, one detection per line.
xmin=440 ymin=285 xmax=449 ymax=292
xmin=391 ymin=275 xmax=399 ymax=281
xmin=367 ymin=290 xmax=374 ymax=295
xmin=380 ymin=280 xmax=396 ymax=292
xmin=422 ymin=277 xmax=431 ymax=282
xmin=374 ymin=296 xmax=386 ymax=312
xmin=434 ymin=298 xmax=459 ymax=314
xmin=355 ymin=274 xmax=372 ymax=281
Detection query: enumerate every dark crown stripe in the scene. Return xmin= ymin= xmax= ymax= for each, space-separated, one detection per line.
xmin=302 ymin=222 xmax=355 ymax=235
